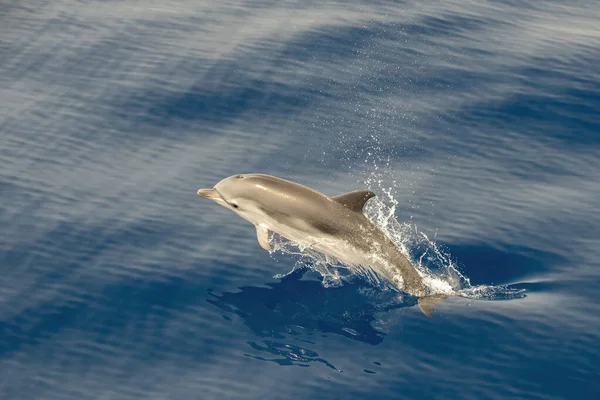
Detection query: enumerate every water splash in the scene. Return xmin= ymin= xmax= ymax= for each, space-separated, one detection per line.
xmin=268 ymin=184 xmax=525 ymax=302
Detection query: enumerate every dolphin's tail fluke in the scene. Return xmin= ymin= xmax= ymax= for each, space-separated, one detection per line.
xmin=417 ymin=294 xmax=448 ymax=317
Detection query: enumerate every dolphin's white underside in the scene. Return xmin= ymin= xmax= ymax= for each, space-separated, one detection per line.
xmin=251 ymin=211 xmax=409 ymax=290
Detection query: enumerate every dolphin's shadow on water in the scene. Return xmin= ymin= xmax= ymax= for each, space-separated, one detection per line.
xmin=207 ymin=268 xmax=416 ymax=369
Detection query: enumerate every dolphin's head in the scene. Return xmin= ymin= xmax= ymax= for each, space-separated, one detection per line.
xmin=198 ymin=173 xmax=323 ymax=228
xmin=197 ymin=174 xmax=268 ymax=222
xmin=197 ymin=174 xmax=244 ymax=208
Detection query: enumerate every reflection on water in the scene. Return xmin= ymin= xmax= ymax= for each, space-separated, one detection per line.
xmin=207 ymin=268 xmax=416 ymax=367
xmin=245 ymin=340 xmax=339 ymax=371
xmin=208 ymin=268 xmax=417 ymax=370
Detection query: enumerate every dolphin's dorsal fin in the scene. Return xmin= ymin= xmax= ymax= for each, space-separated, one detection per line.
xmin=331 ymin=190 xmax=376 ymax=212
xmin=255 ymin=225 xmax=271 ymax=251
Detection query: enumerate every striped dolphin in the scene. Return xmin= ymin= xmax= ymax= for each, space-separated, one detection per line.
xmin=197 ymin=173 xmax=445 ymax=316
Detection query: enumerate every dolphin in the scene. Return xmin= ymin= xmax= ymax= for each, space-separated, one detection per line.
xmin=197 ymin=173 xmax=446 ymax=316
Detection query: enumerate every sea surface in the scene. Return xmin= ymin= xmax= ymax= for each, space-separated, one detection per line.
xmin=1 ymin=1 xmax=599 ymax=399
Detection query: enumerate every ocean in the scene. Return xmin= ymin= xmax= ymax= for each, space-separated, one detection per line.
xmin=1 ymin=1 xmax=599 ymax=399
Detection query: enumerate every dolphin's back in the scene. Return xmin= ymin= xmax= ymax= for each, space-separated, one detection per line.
xmin=242 ymin=174 xmax=349 ymax=229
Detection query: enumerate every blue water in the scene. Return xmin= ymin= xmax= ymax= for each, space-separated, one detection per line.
xmin=1 ymin=1 xmax=599 ymax=399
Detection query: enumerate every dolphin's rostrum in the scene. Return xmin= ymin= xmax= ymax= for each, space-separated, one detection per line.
xmin=197 ymin=173 xmax=445 ymax=316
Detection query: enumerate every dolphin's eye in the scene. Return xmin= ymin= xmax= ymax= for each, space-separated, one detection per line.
xmin=231 ymin=203 xmax=239 ymax=209
xmin=236 ymin=175 xmax=244 ymax=179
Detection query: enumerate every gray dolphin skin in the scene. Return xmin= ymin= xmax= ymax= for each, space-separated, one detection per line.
xmin=197 ymin=173 xmax=446 ymax=316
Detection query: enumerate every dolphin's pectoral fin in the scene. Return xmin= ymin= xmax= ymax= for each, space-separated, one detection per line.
xmin=331 ymin=190 xmax=376 ymax=212
xmin=417 ymin=294 xmax=448 ymax=317
xmin=255 ymin=225 xmax=271 ymax=251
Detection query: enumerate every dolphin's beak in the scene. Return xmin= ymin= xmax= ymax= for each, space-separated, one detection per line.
xmin=197 ymin=188 xmax=222 ymax=200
